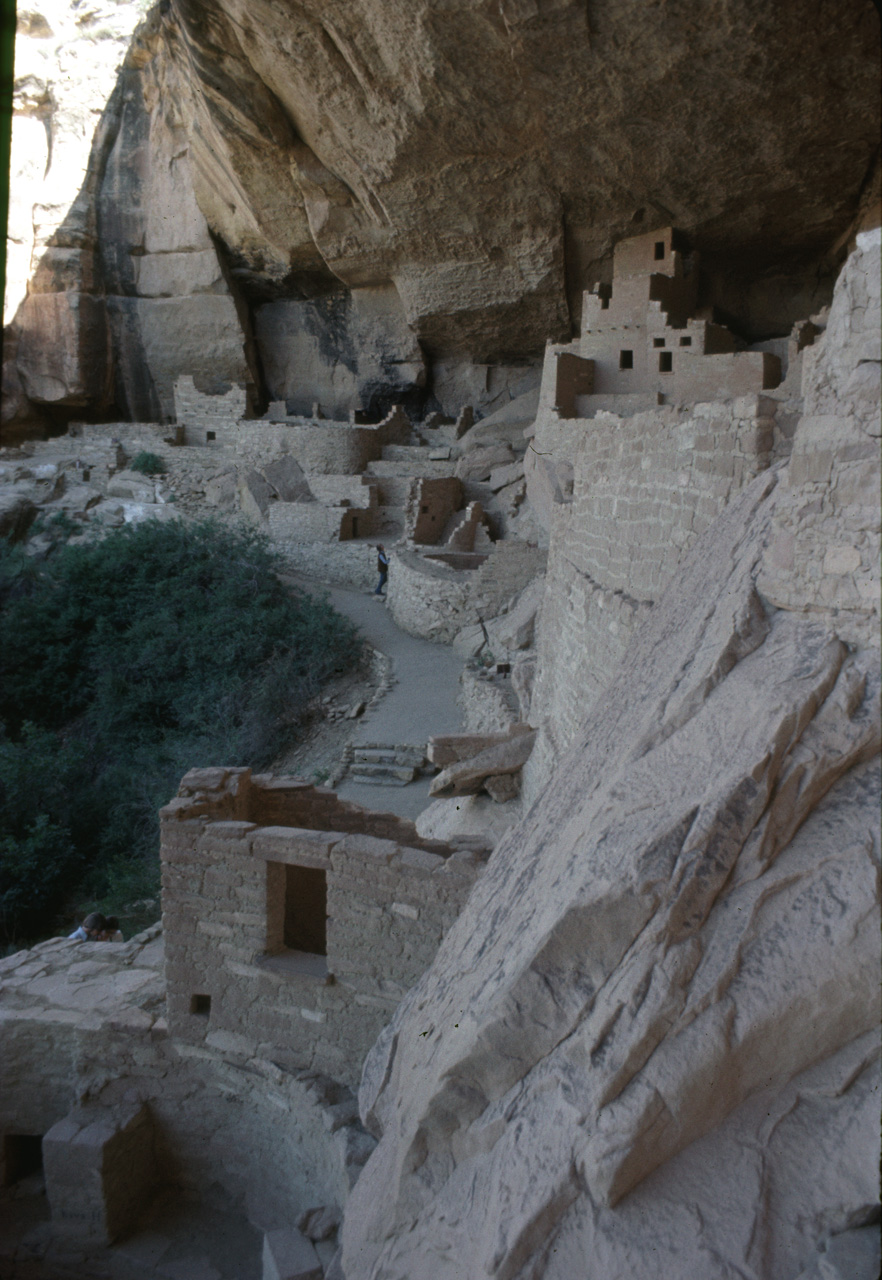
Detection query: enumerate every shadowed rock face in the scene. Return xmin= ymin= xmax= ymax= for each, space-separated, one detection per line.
xmin=4 ymin=1 xmax=880 ymax=427
xmin=166 ymin=0 xmax=880 ymax=345
xmin=336 ymin=236 xmax=881 ymax=1278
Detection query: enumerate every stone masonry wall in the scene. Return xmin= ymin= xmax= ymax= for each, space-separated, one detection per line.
xmin=388 ymin=542 xmax=547 ymax=643
xmin=525 ymin=397 xmax=775 ymax=800
xmin=268 ymin=502 xmax=375 ymax=544
xmin=758 ymin=228 xmax=881 ymax=647
xmin=405 ymin=477 xmax=464 ymax=544
xmin=161 ymin=769 xmax=485 ymax=1089
xmin=174 ymin=377 xmax=248 ymax=442
xmin=0 ymin=929 xmax=376 ymax=1230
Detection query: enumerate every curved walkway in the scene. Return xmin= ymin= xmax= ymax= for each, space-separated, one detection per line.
xmin=295 ymin=578 xmax=466 ymax=819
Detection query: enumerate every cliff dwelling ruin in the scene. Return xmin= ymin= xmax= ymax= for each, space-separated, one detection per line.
xmin=1 ymin=3 xmax=880 ymax=1279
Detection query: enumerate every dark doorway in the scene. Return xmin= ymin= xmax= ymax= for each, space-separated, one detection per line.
xmin=3 ymin=1134 xmax=43 ymax=1185
xmin=284 ymin=865 xmax=327 ymax=956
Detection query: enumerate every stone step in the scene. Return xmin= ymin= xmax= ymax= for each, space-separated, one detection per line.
xmin=352 ymin=747 xmax=427 ymax=768
xmin=348 ymin=763 xmax=419 ymax=785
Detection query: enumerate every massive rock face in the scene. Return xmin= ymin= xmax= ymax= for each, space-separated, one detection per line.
xmin=336 ymin=237 xmax=881 ymax=1278
xmin=4 ymin=1 xmax=880 ymax=429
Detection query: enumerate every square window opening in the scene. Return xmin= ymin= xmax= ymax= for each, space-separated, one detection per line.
xmin=659 ymin=351 xmax=673 ymax=373
xmin=206 ymin=431 xmax=216 ymax=442
xmin=283 ymin=864 xmax=327 ymax=956
xmin=190 ymin=994 xmax=211 ymax=1017
xmin=619 ymin=350 xmax=634 ymax=370
xmin=421 ymin=505 xmax=429 ymax=513
xmin=653 ymin=338 xmax=665 ymax=348
xmin=680 ymin=336 xmax=692 ymax=347
xmin=654 ymin=241 xmax=665 ymax=260
xmin=3 ymin=1135 xmax=43 ymax=1185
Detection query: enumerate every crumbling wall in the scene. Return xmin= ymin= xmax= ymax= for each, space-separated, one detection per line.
xmin=174 ymin=377 xmax=249 ymax=443
xmin=405 ymin=477 xmax=463 ymax=544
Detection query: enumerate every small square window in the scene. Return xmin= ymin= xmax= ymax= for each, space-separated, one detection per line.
xmin=653 ymin=338 xmax=665 ymax=348
xmin=659 ymin=351 xmax=673 ymax=373
xmin=206 ymin=431 xmax=216 ymax=442
xmin=190 ymin=994 xmax=211 ymax=1016
xmin=679 ymin=336 xmax=692 ymax=347
xmin=619 ymin=350 xmax=634 ymax=370
xmin=654 ymin=241 xmax=665 ymax=260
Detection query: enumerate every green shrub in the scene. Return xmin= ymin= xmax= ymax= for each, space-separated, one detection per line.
xmin=0 ymin=520 xmax=362 ymax=941
xmin=129 ymin=450 xmax=167 ymax=475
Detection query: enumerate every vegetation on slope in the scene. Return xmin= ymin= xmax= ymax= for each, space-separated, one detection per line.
xmin=0 ymin=519 xmax=362 ymax=943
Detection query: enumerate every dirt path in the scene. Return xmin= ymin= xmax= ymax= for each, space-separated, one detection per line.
xmin=281 ymin=576 xmax=465 ymax=819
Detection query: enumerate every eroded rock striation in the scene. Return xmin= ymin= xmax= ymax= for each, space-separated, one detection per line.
xmin=4 ymin=0 xmax=880 ymax=431
xmin=337 ymin=235 xmax=881 ymax=1278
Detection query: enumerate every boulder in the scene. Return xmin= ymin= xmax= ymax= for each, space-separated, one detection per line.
xmin=492 ymin=575 xmax=545 ymax=651
xmin=0 ymin=489 xmax=37 ymax=542
xmin=262 ymin=455 xmax=314 ymax=502
xmin=238 ymin=470 xmax=276 ymax=523
xmin=489 ymin=460 xmax=525 ymax=492
xmin=204 ymin=469 xmax=239 ymax=510
xmin=428 ymin=729 xmax=536 ymax=797
xmin=454 ymin=444 xmax=515 ymax=481
xmin=428 ymin=725 xmax=533 ymax=769
xmin=107 ymin=470 xmax=156 ymax=503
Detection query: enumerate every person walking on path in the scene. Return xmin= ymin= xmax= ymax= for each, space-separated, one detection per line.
xmin=374 ymin=544 xmax=389 ymax=596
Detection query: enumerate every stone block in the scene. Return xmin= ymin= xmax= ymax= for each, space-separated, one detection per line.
xmin=43 ymin=1103 xmax=158 ymax=1245
xmin=252 ymin=826 xmax=342 ymax=867
xmin=262 ymin=1227 xmax=323 ymax=1280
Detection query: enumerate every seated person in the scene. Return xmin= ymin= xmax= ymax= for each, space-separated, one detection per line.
xmin=68 ymin=912 xmax=106 ymax=941
xmin=99 ymin=915 xmax=124 ymax=942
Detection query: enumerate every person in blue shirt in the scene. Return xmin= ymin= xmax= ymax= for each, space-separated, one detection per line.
xmin=68 ymin=912 xmax=105 ymax=941
xmin=374 ymin=545 xmax=389 ymax=596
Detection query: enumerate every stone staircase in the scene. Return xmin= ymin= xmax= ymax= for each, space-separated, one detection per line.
xmin=345 ymin=742 xmax=431 ymax=785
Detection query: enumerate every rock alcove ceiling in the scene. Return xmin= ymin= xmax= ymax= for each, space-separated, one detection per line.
xmin=2 ymin=0 xmax=880 ymax=429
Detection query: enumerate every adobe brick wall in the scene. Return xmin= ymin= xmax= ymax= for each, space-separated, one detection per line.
xmin=160 ymin=769 xmax=485 ymax=1089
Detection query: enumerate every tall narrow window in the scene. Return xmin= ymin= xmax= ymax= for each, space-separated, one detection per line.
xmin=659 ymin=351 xmax=673 ymax=373
xmin=619 ymin=350 xmax=634 ymax=370
xmin=654 ymin=241 xmax=665 ymax=260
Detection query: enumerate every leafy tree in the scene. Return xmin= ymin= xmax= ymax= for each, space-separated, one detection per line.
xmin=0 ymin=519 xmax=362 ymax=941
